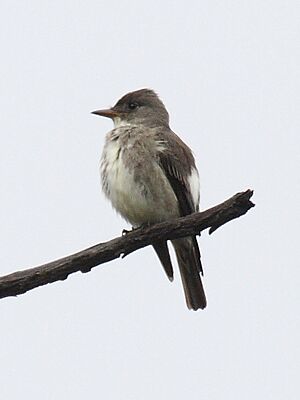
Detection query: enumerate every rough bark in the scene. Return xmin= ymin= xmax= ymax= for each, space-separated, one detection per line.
xmin=0 ymin=190 xmax=254 ymax=300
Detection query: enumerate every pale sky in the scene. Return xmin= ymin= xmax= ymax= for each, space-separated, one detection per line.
xmin=0 ymin=1 xmax=299 ymax=399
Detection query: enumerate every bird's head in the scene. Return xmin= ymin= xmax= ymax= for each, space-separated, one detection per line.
xmin=92 ymin=88 xmax=169 ymax=128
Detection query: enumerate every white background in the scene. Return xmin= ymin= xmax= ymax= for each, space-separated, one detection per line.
xmin=1 ymin=1 xmax=299 ymax=399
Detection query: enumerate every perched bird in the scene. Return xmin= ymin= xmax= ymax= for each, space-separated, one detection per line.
xmin=92 ymin=89 xmax=206 ymax=310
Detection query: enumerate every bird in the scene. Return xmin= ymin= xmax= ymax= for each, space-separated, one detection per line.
xmin=92 ymin=89 xmax=206 ymax=310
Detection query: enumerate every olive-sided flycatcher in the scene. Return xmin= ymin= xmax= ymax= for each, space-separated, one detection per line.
xmin=92 ymin=89 xmax=206 ymax=310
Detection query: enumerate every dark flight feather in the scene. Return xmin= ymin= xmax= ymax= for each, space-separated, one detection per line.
xmin=156 ymin=132 xmax=206 ymax=310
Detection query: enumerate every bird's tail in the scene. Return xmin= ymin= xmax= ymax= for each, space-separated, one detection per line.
xmin=172 ymin=237 xmax=207 ymax=310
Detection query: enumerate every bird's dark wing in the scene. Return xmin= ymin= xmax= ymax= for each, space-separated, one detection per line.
xmin=159 ymin=149 xmax=203 ymax=274
xmin=158 ymin=154 xmax=195 ymax=216
xmin=156 ymin=131 xmax=206 ymax=310
xmin=152 ymin=240 xmax=174 ymax=281
xmin=157 ymin=130 xmax=198 ymax=216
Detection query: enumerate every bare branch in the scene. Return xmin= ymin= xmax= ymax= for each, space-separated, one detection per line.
xmin=0 ymin=190 xmax=254 ymax=300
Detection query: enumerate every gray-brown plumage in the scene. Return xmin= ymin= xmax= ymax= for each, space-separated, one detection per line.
xmin=92 ymin=89 xmax=206 ymax=310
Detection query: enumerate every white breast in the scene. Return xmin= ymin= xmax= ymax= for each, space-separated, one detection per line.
xmin=101 ymin=139 xmax=133 ymax=214
xmin=100 ymin=134 xmax=178 ymax=226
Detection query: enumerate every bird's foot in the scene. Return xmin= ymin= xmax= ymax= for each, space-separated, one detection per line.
xmin=122 ymin=225 xmax=148 ymax=236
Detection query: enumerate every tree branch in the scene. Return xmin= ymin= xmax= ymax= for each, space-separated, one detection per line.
xmin=0 ymin=190 xmax=254 ymax=300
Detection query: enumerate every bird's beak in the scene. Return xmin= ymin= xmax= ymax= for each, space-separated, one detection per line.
xmin=91 ymin=108 xmax=120 ymax=119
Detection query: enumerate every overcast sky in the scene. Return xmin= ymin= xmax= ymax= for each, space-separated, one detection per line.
xmin=0 ymin=1 xmax=299 ymax=399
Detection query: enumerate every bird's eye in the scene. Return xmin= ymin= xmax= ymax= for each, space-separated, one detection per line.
xmin=128 ymin=102 xmax=139 ymax=110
